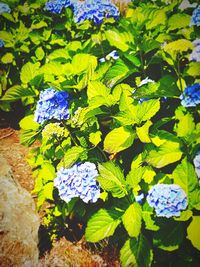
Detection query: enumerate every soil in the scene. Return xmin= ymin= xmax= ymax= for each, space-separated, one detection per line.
xmin=0 ymin=128 xmax=120 ymax=267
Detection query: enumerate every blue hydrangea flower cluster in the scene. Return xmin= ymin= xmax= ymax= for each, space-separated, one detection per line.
xmin=0 ymin=2 xmax=11 ymax=14
xmin=72 ymin=0 xmax=119 ymax=24
xmin=147 ymin=184 xmax=188 ymax=218
xmin=190 ymin=5 xmax=200 ymax=26
xmin=44 ymin=0 xmax=72 ymax=14
xmin=34 ymin=88 xmax=71 ymax=124
xmin=0 ymin=38 xmax=4 ymax=48
xmin=193 ymin=151 xmax=200 ymax=179
xmin=54 ymin=162 xmax=100 ymax=203
xmin=189 ymin=39 xmax=200 ymax=62
xmin=180 ymin=83 xmax=200 ymax=107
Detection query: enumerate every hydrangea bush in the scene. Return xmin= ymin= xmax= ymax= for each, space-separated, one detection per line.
xmin=1 ymin=0 xmax=200 ymax=266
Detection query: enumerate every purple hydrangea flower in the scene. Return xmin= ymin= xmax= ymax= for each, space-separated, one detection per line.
xmin=180 ymin=83 xmax=200 ymax=107
xmin=189 ymin=39 xmax=200 ymax=62
xmin=190 ymin=5 xmax=200 ymax=26
xmin=147 ymin=184 xmax=188 ymax=218
xmin=193 ymin=151 xmax=200 ymax=179
xmin=44 ymin=0 xmax=72 ymax=14
xmin=0 ymin=38 xmax=4 ymax=48
xmin=0 ymin=2 xmax=11 ymax=14
xmin=54 ymin=162 xmax=100 ymax=203
xmin=72 ymin=0 xmax=119 ymax=24
xmin=34 ymin=88 xmax=71 ymax=124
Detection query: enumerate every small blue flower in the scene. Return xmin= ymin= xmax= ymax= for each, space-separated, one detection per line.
xmin=0 ymin=2 xmax=11 ymax=14
xmin=189 ymin=39 xmax=200 ymax=62
xmin=190 ymin=5 xmax=200 ymax=26
xmin=44 ymin=0 xmax=72 ymax=14
xmin=147 ymin=184 xmax=188 ymax=218
xmin=73 ymin=0 xmax=119 ymax=24
xmin=139 ymin=77 xmax=155 ymax=87
xmin=34 ymin=88 xmax=71 ymax=124
xmin=54 ymin=162 xmax=100 ymax=203
xmin=193 ymin=151 xmax=200 ymax=179
xmin=0 ymin=39 xmax=4 ymax=48
xmin=135 ymin=193 xmax=144 ymax=204
xmin=99 ymin=50 xmax=119 ymax=63
xmin=180 ymin=83 xmax=200 ymax=107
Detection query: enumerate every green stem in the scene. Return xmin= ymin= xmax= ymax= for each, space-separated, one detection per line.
xmin=96 ymin=146 xmax=108 ymax=161
xmin=139 ymin=49 xmax=146 ymax=78
xmin=61 ymin=121 xmax=79 ymax=146
xmin=176 ymin=54 xmax=183 ymax=91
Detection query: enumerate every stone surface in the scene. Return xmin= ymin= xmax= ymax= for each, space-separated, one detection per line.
xmin=0 ymin=156 xmax=40 ymax=267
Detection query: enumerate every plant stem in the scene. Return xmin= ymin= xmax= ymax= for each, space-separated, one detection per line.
xmin=61 ymin=121 xmax=79 ymax=146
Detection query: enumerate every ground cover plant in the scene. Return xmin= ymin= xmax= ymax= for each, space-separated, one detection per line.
xmin=0 ymin=0 xmax=200 ymax=266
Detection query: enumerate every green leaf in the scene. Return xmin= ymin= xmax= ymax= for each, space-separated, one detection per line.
xmin=174 ymin=210 xmax=193 ymax=222
xmin=141 ymin=38 xmax=160 ymax=54
xmin=85 ymin=209 xmax=121 ymax=242
xmin=146 ymin=9 xmax=167 ymax=29
xmin=43 ymin=182 xmax=54 ymax=200
xmin=135 ymin=99 xmax=160 ymax=124
xmin=175 ymin=113 xmax=195 ymax=138
xmin=1 ymin=52 xmax=14 ymax=64
xmin=1 ymin=85 xmax=37 ymax=101
xmin=122 ymin=203 xmax=142 ymax=238
xmin=104 ymin=59 xmax=135 ymax=87
xmin=136 ymin=120 xmax=152 ymax=143
xmin=105 ymin=30 xmax=130 ymax=52
xmin=20 ymin=62 xmax=40 ymax=84
xmin=168 ymin=13 xmax=191 ymax=31
xmin=104 ymin=126 xmax=135 ymax=154
xmin=146 ymin=141 xmax=182 ymax=168
xmin=35 ymin=47 xmax=45 ymax=60
xmin=19 ymin=115 xmax=39 ymax=130
xmin=187 ymin=216 xmax=200 ymax=251
xmin=39 ymin=162 xmax=55 ymax=182
xmin=47 ymin=48 xmax=69 ymax=61
xmin=120 ymin=235 xmax=152 ymax=267
xmin=72 ymin=53 xmax=97 ymax=75
xmin=154 ymin=221 xmax=184 ymax=251
xmin=61 ymin=146 xmax=86 ymax=169
xmin=142 ymin=203 xmax=159 ymax=231
xmin=189 ymin=189 xmax=200 ymax=210
xmin=187 ymin=62 xmax=200 ymax=77
xmin=97 ymin=161 xmax=127 ymax=198
xmin=89 ymin=131 xmax=102 ymax=146
xmin=87 ymin=81 xmax=110 ymax=101
xmin=20 ymin=129 xmax=39 ymax=146
xmin=126 ymin=167 xmax=145 ymax=188
xmin=164 ymin=39 xmax=193 ymax=55
xmin=172 ymin=158 xmax=198 ymax=197
xmin=31 ymin=21 xmax=48 ymax=29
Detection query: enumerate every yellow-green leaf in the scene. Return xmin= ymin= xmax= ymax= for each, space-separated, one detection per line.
xmin=122 ymin=203 xmax=142 ymax=238
xmin=1 ymin=53 xmax=14 ymax=64
xmin=104 ymin=126 xmax=135 ymax=154
xmin=89 ymin=131 xmax=102 ymax=146
xmin=136 ymin=120 xmax=152 ymax=143
xmin=146 ymin=141 xmax=182 ymax=168
xmin=187 ymin=216 xmax=200 ymax=250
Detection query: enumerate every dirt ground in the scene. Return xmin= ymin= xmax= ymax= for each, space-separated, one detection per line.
xmin=0 ymin=128 xmax=120 ymax=267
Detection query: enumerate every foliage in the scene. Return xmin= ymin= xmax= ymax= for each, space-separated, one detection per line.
xmin=1 ymin=0 xmax=200 ymax=266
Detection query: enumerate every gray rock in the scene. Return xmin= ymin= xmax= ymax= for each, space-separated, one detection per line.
xmin=0 ymin=156 xmax=40 ymax=267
